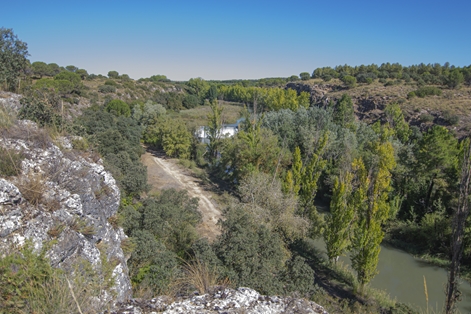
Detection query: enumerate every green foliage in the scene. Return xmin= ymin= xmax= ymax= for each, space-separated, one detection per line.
xmin=105 ymin=99 xmax=131 ymax=117
xmin=18 ymin=87 xmax=63 ymax=128
xmin=149 ymin=74 xmax=169 ymax=82
xmin=104 ymin=79 xmax=118 ymax=86
xmin=333 ymin=94 xmax=355 ymax=129
xmin=413 ymin=86 xmax=442 ymax=98
xmin=442 ymin=110 xmax=459 ymax=126
xmin=183 ymin=94 xmax=200 ymax=109
xmin=122 ymin=189 xmax=202 ymax=293
xmin=341 ymin=75 xmax=357 ymax=88
xmin=384 ymin=103 xmax=411 ymax=142
xmin=31 ymin=61 xmax=48 ymax=78
xmin=206 ymin=99 xmax=223 ymax=165
xmin=0 ymin=28 xmax=29 ymax=91
xmin=108 ymin=70 xmax=119 ymax=79
xmin=54 ymin=71 xmax=83 ymax=94
xmin=299 ymin=132 xmax=328 ymax=206
xmin=351 ymin=139 xmax=396 ymax=290
xmin=76 ymin=108 xmax=146 ymax=196
xmin=325 ymin=171 xmax=355 ymax=262
xmin=187 ymin=77 xmax=210 ymax=100
xmin=98 ymin=84 xmax=116 ymax=93
xmin=144 ymin=117 xmax=192 ymax=159
xmin=447 ymin=69 xmax=464 ymax=89
xmin=300 ymin=72 xmax=311 ymax=81
xmin=0 ymin=242 xmax=112 ymax=313
xmin=215 ymin=204 xmax=287 ymax=294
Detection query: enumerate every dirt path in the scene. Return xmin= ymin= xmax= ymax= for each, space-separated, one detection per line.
xmin=141 ymin=150 xmax=222 ymax=241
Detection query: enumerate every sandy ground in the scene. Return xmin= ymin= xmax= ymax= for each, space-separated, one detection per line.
xmin=141 ymin=149 xmax=222 ymax=241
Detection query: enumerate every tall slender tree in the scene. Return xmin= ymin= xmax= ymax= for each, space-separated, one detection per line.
xmin=351 ymin=139 xmax=396 ymax=292
xmin=325 ymin=171 xmax=355 ymax=263
xmin=446 ymin=139 xmax=471 ymax=313
xmin=206 ymin=99 xmax=223 ymax=166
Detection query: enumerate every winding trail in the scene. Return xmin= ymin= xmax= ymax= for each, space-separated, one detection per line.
xmin=141 ymin=150 xmax=222 ymax=241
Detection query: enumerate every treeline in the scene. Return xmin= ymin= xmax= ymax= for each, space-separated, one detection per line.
xmin=311 ymin=62 xmax=471 ymax=88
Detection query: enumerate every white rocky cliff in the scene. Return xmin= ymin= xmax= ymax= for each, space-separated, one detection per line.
xmin=0 ymin=106 xmax=132 ymax=304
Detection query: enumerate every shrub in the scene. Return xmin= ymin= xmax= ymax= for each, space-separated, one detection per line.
xmin=419 ymin=112 xmax=434 ymax=123
xmin=414 ymin=86 xmax=442 ymax=98
xmin=98 ymin=84 xmax=116 ymax=94
xmin=104 ymin=79 xmax=118 ymax=86
xmin=443 ymin=110 xmax=460 ymax=126
xmin=105 ymin=99 xmax=131 ymax=117
xmin=341 ymin=75 xmax=357 ymax=88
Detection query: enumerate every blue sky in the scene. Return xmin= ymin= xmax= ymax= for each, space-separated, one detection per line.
xmin=2 ymin=0 xmax=470 ymax=81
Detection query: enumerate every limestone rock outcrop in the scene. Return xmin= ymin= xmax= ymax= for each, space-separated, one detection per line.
xmin=0 ymin=119 xmax=132 ymax=304
xmin=113 ymin=287 xmax=329 ymax=314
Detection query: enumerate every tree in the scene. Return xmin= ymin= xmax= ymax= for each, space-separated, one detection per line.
xmin=446 ymin=139 xmax=471 ymax=313
xmin=447 ymin=69 xmax=464 ymax=89
xmin=65 ymin=65 xmax=78 ymax=72
xmin=300 ymin=72 xmax=311 ymax=81
xmin=54 ymin=71 xmax=83 ymax=94
xmin=105 ymin=99 xmax=131 ymax=117
xmin=299 ymin=132 xmax=328 ymax=206
xmin=0 ymin=28 xmax=29 ymax=91
xmin=76 ymin=68 xmax=89 ymax=80
xmin=31 ymin=61 xmax=48 ymax=78
xmin=384 ymin=103 xmax=411 ymax=143
xmin=208 ymin=85 xmax=218 ymax=101
xmin=325 ymin=171 xmax=355 ymax=263
xmin=351 ymin=139 xmax=396 ymax=291
xmin=46 ymin=63 xmax=61 ymax=76
xmin=341 ymin=75 xmax=357 ymax=88
xmin=108 ymin=70 xmax=119 ymax=79
xmin=187 ymin=77 xmax=210 ymax=100
xmin=206 ymin=99 xmax=223 ymax=166
xmin=333 ymin=94 xmax=355 ymax=129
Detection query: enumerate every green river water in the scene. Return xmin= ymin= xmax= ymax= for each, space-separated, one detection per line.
xmin=314 ymin=239 xmax=471 ymax=313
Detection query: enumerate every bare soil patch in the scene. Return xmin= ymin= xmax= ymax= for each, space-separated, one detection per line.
xmin=141 ymin=149 xmax=222 ymax=241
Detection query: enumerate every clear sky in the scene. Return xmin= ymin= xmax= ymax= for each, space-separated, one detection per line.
xmin=2 ymin=0 xmax=470 ymax=81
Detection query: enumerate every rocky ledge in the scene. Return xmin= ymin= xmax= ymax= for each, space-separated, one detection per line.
xmin=0 ymin=119 xmax=132 ymax=304
xmin=112 ymin=287 xmax=328 ymax=314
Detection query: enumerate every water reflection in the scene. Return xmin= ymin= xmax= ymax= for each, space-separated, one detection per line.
xmin=313 ymin=238 xmax=471 ymax=312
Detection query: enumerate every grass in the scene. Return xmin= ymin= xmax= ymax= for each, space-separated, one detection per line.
xmin=176 ymin=101 xmax=244 ymax=130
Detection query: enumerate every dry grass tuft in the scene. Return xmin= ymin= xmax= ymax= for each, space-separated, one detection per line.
xmin=172 ymin=259 xmax=228 ymax=295
xmin=16 ymin=172 xmax=45 ymax=206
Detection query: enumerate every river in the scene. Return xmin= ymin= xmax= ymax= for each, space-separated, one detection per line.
xmin=313 ymin=238 xmax=471 ymax=313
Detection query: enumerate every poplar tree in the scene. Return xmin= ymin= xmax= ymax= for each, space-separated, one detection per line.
xmin=207 ymin=99 xmax=223 ymax=166
xmin=350 ymin=139 xmax=396 ymax=292
xmin=325 ymin=171 xmax=355 ymax=263
xmin=300 ymin=133 xmax=328 ymax=205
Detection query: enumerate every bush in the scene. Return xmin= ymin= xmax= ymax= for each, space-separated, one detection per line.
xmin=98 ymin=85 xmax=116 ymax=94
xmin=341 ymin=75 xmax=357 ymax=88
xmin=419 ymin=112 xmax=434 ymax=123
xmin=0 ymin=243 xmax=113 ymax=313
xmin=443 ymin=110 xmax=459 ymax=126
xmin=104 ymin=79 xmax=118 ymax=86
xmin=414 ymin=86 xmax=442 ymax=98
xmin=105 ymin=99 xmax=131 ymax=117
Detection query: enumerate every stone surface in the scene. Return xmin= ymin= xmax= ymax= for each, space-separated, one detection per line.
xmin=112 ymin=287 xmax=329 ymax=314
xmin=0 ymin=119 xmax=131 ymax=304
